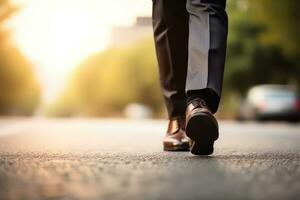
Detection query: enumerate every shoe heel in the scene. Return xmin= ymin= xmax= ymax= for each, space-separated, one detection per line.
xmin=186 ymin=113 xmax=219 ymax=155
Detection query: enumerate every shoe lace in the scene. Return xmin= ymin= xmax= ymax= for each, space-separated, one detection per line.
xmin=192 ymin=98 xmax=207 ymax=108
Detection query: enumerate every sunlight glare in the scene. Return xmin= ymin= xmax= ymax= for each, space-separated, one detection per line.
xmin=9 ymin=0 xmax=151 ymax=102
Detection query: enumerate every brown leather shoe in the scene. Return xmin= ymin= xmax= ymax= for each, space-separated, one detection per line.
xmin=185 ymin=98 xmax=219 ymax=155
xmin=163 ymin=117 xmax=190 ymax=151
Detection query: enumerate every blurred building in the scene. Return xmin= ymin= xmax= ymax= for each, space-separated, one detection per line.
xmin=109 ymin=16 xmax=152 ymax=47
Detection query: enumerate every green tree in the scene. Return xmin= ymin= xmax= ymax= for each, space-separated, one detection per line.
xmin=0 ymin=0 xmax=40 ymax=115
xmin=47 ymin=39 xmax=164 ymax=117
xmin=250 ymin=0 xmax=300 ymax=58
xmin=224 ymin=0 xmax=299 ymax=95
xmin=219 ymin=0 xmax=300 ymax=116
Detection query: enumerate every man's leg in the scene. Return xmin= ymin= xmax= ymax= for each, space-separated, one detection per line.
xmin=152 ymin=0 xmax=190 ymax=151
xmin=152 ymin=0 xmax=189 ymax=118
xmin=185 ymin=0 xmax=228 ymax=155
xmin=186 ymin=0 xmax=228 ymax=113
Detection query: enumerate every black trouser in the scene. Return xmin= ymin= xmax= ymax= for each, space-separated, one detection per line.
xmin=152 ymin=0 xmax=228 ymax=118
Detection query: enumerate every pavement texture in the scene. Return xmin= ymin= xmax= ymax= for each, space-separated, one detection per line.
xmin=0 ymin=118 xmax=299 ymax=200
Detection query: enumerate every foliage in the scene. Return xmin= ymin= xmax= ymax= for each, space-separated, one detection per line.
xmin=250 ymin=0 xmax=300 ymax=58
xmin=46 ymin=39 xmax=164 ymax=117
xmin=0 ymin=0 xmax=40 ymax=115
xmin=224 ymin=0 xmax=300 ymax=95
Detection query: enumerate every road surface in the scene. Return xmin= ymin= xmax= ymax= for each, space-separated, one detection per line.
xmin=0 ymin=118 xmax=299 ymax=200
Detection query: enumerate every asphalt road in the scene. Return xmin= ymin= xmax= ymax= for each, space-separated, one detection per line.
xmin=0 ymin=118 xmax=299 ymax=200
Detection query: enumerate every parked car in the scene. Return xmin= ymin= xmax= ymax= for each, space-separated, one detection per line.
xmin=238 ymin=84 xmax=300 ymax=122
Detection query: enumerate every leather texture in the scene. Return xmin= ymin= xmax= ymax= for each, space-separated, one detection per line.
xmin=163 ymin=117 xmax=190 ymax=151
xmin=186 ymin=98 xmax=213 ymax=122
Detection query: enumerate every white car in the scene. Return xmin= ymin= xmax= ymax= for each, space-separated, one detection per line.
xmin=238 ymin=85 xmax=300 ymax=122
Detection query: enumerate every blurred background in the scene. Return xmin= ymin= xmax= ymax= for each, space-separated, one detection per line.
xmin=0 ymin=0 xmax=299 ymax=121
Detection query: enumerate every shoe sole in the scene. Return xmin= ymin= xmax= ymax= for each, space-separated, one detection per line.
xmin=163 ymin=143 xmax=189 ymax=151
xmin=186 ymin=113 xmax=219 ymax=155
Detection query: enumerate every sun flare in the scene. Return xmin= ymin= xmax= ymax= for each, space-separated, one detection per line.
xmin=11 ymin=1 xmax=109 ymax=71
xmin=9 ymin=0 xmax=151 ymax=102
